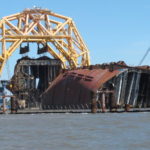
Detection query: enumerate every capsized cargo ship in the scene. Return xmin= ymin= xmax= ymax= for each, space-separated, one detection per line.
xmin=7 ymin=58 xmax=150 ymax=113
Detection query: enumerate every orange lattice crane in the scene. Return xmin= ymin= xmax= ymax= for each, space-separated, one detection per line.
xmin=0 ymin=8 xmax=90 ymax=75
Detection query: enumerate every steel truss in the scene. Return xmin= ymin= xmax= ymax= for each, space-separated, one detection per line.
xmin=0 ymin=8 xmax=90 ymax=75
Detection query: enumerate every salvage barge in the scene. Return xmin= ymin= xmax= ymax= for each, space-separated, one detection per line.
xmin=0 ymin=8 xmax=150 ymax=113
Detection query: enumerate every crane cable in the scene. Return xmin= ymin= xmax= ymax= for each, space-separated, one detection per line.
xmin=6 ymin=60 xmax=10 ymax=80
xmin=138 ymin=48 xmax=150 ymax=66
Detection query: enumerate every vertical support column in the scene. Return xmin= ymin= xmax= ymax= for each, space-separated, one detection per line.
xmin=24 ymin=14 xmax=29 ymax=33
xmin=125 ymin=104 xmax=130 ymax=112
xmin=145 ymin=76 xmax=150 ymax=107
xmin=117 ymin=75 xmax=123 ymax=105
xmin=11 ymin=97 xmax=18 ymax=114
xmin=2 ymin=23 xmax=6 ymax=58
xmin=127 ymin=72 xmax=136 ymax=105
xmin=1 ymin=22 xmax=7 ymax=75
xmin=119 ymin=71 xmax=128 ymax=106
xmin=132 ymin=72 xmax=141 ymax=106
xmin=125 ymin=72 xmax=135 ymax=112
xmin=2 ymin=97 xmax=6 ymax=113
xmin=101 ymin=92 xmax=106 ymax=112
xmin=91 ymin=92 xmax=97 ymax=113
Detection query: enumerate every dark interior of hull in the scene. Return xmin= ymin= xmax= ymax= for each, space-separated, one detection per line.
xmin=8 ymin=57 xmax=61 ymax=108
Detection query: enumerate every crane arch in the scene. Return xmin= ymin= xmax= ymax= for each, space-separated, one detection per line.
xmin=0 ymin=8 xmax=90 ymax=75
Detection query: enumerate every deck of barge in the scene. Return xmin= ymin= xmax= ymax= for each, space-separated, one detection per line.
xmin=1 ymin=108 xmax=150 ymax=114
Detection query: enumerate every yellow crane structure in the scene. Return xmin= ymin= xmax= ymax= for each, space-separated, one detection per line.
xmin=0 ymin=8 xmax=90 ymax=75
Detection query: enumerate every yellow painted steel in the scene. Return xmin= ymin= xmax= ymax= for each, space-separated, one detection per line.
xmin=0 ymin=8 xmax=90 ymax=75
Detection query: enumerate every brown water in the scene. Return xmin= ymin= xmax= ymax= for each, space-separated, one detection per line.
xmin=0 ymin=113 xmax=150 ymax=150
